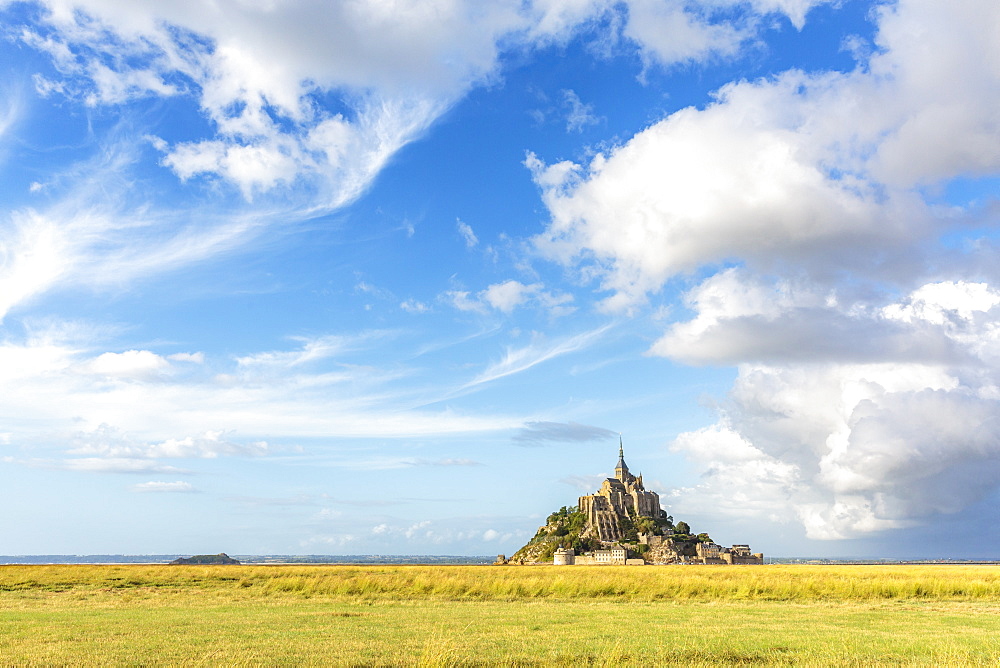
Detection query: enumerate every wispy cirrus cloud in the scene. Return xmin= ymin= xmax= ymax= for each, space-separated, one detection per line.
xmin=0 ymin=325 xmax=520 ymax=478
xmin=463 ymin=324 xmax=612 ymax=389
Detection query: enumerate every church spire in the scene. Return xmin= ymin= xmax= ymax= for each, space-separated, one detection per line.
xmin=615 ymin=435 xmax=628 ymax=480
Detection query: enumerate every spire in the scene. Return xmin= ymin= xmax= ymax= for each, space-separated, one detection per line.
xmin=615 ymin=434 xmax=628 ymax=478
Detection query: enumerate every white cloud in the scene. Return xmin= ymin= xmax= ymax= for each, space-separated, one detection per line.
xmin=168 ymin=352 xmax=205 ymax=363
xmin=532 ymin=0 xmax=1000 ymax=310
xmin=69 ymin=424 xmax=268 ymax=459
xmin=0 ymin=0 xmax=861 ymax=323
xmin=13 ymin=0 xmax=530 ymax=204
xmin=648 ymin=270 xmax=970 ymax=366
xmin=9 ymin=0 xmax=852 ymax=211
xmin=661 ymin=277 xmax=1000 ymax=539
xmin=87 ymin=350 xmax=170 ymax=379
xmin=623 ymin=0 xmax=748 ymax=71
xmin=0 ymin=211 xmax=71 ymax=321
xmin=445 ymin=280 xmax=575 ymax=316
xmin=562 ymin=89 xmax=601 ymax=133
xmin=882 ymin=282 xmax=1000 ymax=327
xmin=235 ymin=335 xmax=350 ymax=369
xmin=0 ymin=326 xmax=520 ymax=470
xmin=457 ymin=219 xmax=478 ymax=248
xmin=480 ymin=280 xmax=539 ymax=313
xmin=465 ymin=324 xmax=611 ymax=388
xmin=0 ymin=139 xmax=263 ymax=322
xmin=400 ymin=299 xmax=430 ymax=314
xmin=445 ymin=290 xmax=487 ymax=314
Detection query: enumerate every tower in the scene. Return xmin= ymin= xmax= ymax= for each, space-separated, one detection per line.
xmin=614 ymin=435 xmax=629 ymax=482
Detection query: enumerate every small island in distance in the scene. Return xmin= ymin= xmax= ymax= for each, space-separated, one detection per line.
xmin=169 ymin=553 xmax=241 ymax=565
xmin=504 ymin=440 xmax=763 ymax=565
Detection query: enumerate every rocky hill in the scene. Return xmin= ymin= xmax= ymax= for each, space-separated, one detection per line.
xmin=509 ymin=505 xmax=711 ymax=564
xmin=169 ymin=553 xmax=241 ymax=565
xmin=506 ymin=443 xmax=762 ymax=565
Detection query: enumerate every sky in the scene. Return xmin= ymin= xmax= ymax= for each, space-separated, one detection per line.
xmin=1 ymin=0 xmax=999 ymax=559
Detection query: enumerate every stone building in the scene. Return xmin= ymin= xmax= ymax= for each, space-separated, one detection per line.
xmin=578 ymin=440 xmax=660 ymax=542
xmin=592 ymin=544 xmax=628 ymax=564
xmin=553 ymin=547 xmax=575 ymax=565
xmin=693 ymin=541 xmax=764 ymax=565
xmin=723 ymin=544 xmax=765 ymax=565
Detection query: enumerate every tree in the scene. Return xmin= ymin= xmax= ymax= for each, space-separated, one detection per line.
xmin=618 ymin=515 xmax=639 ymax=542
xmin=696 ymin=532 xmax=713 ymax=543
xmin=674 ymin=521 xmax=691 ymax=536
xmin=634 ymin=515 xmax=656 ymax=535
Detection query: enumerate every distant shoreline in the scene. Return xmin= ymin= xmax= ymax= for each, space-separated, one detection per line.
xmin=2 ymin=555 xmax=999 ymax=566
xmin=0 ymin=555 xmax=494 ymax=566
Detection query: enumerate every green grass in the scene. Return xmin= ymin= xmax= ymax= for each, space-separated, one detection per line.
xmin=1 ymin=564 xmax=999 ymax=665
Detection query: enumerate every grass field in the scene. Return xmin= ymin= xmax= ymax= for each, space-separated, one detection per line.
xmin=1 ymin=564 xmax=999 ymax=666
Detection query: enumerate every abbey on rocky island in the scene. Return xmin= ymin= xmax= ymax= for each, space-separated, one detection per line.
xmin=505 ymin=439 xmax=764 ymax=566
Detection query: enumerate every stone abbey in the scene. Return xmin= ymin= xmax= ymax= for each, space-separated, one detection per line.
xmin=578 ymin=441 xmax=661 ymax=543
xmin=506 ymin=438 xmax=763 ymax=565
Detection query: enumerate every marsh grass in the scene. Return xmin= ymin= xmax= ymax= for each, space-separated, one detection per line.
xmin=1 ymin=564 xmax=999 ymax=665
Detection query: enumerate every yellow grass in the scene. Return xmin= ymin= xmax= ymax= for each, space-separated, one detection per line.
xmin=1 ymin=564 xmax=999 ymax=665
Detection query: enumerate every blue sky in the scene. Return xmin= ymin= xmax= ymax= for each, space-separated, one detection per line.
xmin=2 ymin=0 xmax=1000 ymax=559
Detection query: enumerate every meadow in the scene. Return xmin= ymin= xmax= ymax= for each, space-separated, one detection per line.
xmin=1 ymin=564 xmax=999 ymax=666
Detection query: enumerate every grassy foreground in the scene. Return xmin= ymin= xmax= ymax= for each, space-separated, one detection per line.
xmin=1 ymin=564 xmax=999 ymax=666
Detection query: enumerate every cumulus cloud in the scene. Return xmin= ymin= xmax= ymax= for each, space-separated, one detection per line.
xmin=480 ymin=280 xmax=539 ymax=313
xmin=623 ymin=0 xmax=748 ymax=71
xmin=649 ymin=269 xmax=969 ymax=366
xmin=86 ymin=350 xmax=170 ymax=379
xmin=523 ymin=0 xmax=1000 ymax=541
xmin=664 ymin=279 xmax=1000 ymax=539
xmin=532 ymin=0 xmax=1000 ymax=310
